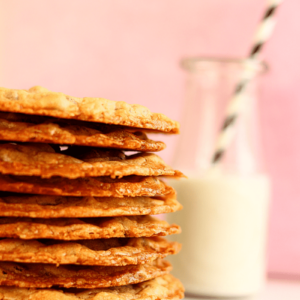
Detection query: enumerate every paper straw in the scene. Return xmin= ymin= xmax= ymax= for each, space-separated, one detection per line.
xmin=211 ymin=0 xmax=283 ymax=165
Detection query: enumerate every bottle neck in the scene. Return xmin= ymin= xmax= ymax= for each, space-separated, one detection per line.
xmin=173 ymin=58 xmax=266 ymax=177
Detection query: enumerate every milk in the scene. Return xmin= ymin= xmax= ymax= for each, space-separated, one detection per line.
xmin=167 ymin=174 xmax=270 ymax=297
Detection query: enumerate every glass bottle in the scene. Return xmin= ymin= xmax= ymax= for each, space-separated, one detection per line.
xmin=167 ymin=57 xmax=270 ymax=298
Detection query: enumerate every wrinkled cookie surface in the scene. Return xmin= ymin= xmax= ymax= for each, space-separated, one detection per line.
xmin=0 ymin=86 xmax=180 ymax=133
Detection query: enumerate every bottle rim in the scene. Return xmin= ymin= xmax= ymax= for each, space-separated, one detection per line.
xmin=181 ymin=57 xmax=268 ymax=74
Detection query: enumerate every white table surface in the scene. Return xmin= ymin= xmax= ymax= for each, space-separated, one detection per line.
xmin=254 ymin=279 xmax=300 ymax=300
xmin=185 ymin=279 xmax=300 ymax=300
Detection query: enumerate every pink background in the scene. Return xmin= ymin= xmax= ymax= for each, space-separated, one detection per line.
xmin=1 ymin=0 xmax=299 ymax=277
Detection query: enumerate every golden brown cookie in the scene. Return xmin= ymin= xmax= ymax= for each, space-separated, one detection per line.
xmin=0 ymin=259 xmax=171 ymax=289
xmin=0 ymin=143 xmax=183 ymax=179
xmin=0 ymin=237 xmax=181 ymax=266
xmin=0 ymin=174 xmax=173 ymax=197
xmin=0 ymin=274 xmax=184 ymax=300
xmin=0 ymin=86 xmax=180 ymax=133
xmin=0 ymin=191 xmax=180 ymax=218
xmin=0 ymin=115 xmax=165 ymax=151
xmin=0 ymin=216 xmax=181 ymax=240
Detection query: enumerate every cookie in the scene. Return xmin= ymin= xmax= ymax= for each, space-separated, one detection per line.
xmin=0 ymin=143 xmax=183 ymax=179
xmin=0 ymin=259 xmax=170 ymax=288
xmin=0 ymin=114 xmax=165 ymax=151
xmin=0 ymin=274 xmax=184 ymax=300
xmin=0 ymin=216 xmax=181 ymax=240
xmin=0 ymin=237 xmax=181 ymax=266
xmin=0 ymin=191 xmax=180 ymax=218
xmin=0 ymin=174 xmax=173 ymax=197
xmin=0 ymin=86 xmax=180 ymax=133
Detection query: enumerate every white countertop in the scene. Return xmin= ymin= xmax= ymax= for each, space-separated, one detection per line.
xmin=185 ymin=279 xmax=300 ymax=300
xmin=254 ymin=279 xmax=300 ymax=300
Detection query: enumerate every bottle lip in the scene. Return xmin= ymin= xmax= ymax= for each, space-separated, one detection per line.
xmin=181 ymin=56 xmax=268 ymax=74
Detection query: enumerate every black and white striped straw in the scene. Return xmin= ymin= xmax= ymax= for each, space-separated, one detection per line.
xmin=212 ymin=0 xmax=282 ymax=166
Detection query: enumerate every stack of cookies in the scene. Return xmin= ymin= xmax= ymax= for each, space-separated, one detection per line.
xmin=0 ymin=86 xmax=184 ymax=300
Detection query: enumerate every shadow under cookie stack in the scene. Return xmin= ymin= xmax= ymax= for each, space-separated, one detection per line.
xmin=0 ymin=86 xmax=185 ymax=300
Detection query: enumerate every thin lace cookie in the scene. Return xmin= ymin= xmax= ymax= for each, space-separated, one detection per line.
xmin=0 ymin=259 xmax=171 ymax=289
xmin=0 ymin=192 xmax=181 ymax=218
xmin=0 ymin=86 xmax=180 ymax=133
xmin=0 ymin=113 xmax=166 ymax=151
xmin=0 ymin=216 xmax=181 ymax=240
xmin=0 ymin=274 xmax=184 ymax=300
xmin=0 ymin=174 xmax=173 ymax=197
xmin=0 ymin=143 xmax=184 ymax=179
xmin=0 ymin=237 xmax=181 ymax=266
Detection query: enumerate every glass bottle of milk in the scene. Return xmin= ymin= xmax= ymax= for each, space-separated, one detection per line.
xmin=167 ymin=58 xmax=270 ymax=298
